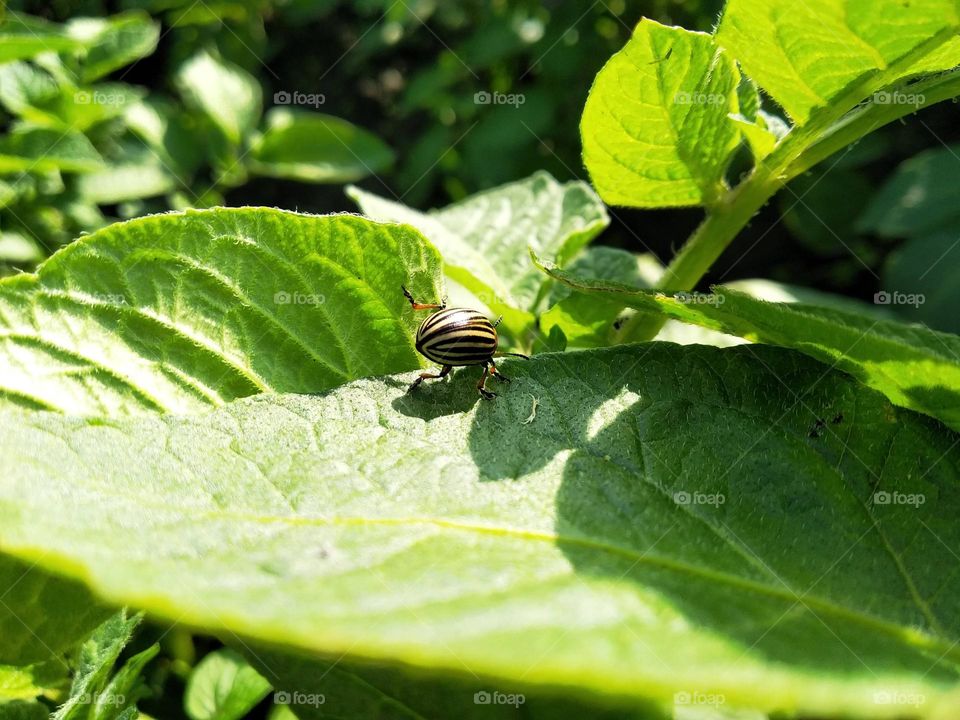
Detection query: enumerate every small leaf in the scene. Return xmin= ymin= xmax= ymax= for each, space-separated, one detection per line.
xmin=858 ymin=144 xmax=960 ymax=238
xmin=0 ymin=13 xmax=83 ymax=63
xmin=55 ymin=611 xmax=143 ymax=720
xmin=883 ymin=230 xmax=960 ymax=335
xmin=66 ymin=12 xmax=160 ymax=83
xmin=124 ymin=97 xmax=204 ymax=178
xmin=176 ymin=50 xmax=261 ymax=146
xmin=76 ymin=143 xmax=177 ymax=204
xmin=717 ymin=0 xmax=960 ymax=124
xmin=0 ymin=128 xmax=103 ymax=174
xmin=184 ymin=650 xmax=271 ymax=720
xmin=0 ymin=232 xmax=43 ymax=264
xmin=249 ymin=108 xmax=394 ymax=183
xmin=541 ymin=247 xmax=660 ymax=348
xmin=581 ymin=19 xmax=741 ymax=207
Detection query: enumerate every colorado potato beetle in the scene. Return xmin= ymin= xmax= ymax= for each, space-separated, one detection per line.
xmin=402 ymin=286 xmax=527 ymax=399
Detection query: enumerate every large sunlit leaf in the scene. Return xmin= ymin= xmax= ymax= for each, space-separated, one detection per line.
xmin=716 ymin=0 xmax=960 ymax=125
xmin=580 ymin=19 xmax=742 ymax=208
xmin=348 ymin=171 xmax=608 ymax=336
xmin=0 ymin=208 xmax=443 ymax=415
xmin=1 ymin=344 xmax=959 ymax=719
xmin=540 ymin=260 xmax=960 ymax=434
xmin=249 ymin=108 xmax=394 ymax=183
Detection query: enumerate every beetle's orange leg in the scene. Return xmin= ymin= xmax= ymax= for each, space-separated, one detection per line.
xmin=488 ymin=359 xmax=510 ymax=384
xmin=477 ymin=364 xmax=496 ymax=400
xmin=402 ymin=285 xmax=447 ymax=311
xmin=407 ymin=364 xmax=451 ymax=394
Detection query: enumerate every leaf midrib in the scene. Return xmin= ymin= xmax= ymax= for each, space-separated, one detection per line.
xmin=14 ymin=503 xmax=954 ymax=662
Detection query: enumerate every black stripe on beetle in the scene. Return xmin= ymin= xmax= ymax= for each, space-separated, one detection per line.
xmin=401 ymin=286 xmax=528 ymax=400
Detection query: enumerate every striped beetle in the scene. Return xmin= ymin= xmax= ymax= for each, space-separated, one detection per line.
xmin=402 ymin=286 xmax=527 ymax=399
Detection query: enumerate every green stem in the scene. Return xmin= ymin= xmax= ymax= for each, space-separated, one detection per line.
xmin=621 ymin=28 xmax=960 ymax=344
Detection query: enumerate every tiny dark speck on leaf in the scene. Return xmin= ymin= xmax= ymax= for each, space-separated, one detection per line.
xmin=807 ymin=418 xmax=826 ymax=439
xmin=831 ymin=412 xmax=844 ymax=425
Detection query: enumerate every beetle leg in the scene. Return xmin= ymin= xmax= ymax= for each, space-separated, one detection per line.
xmin=477 ymin=365 xmax=497 ymax=400
xmin=401 ymin=285 xmax=445 ymax=311
xmin=489 ymin=359 xmax=510 ymax=383
xmin=407 ymin=364 xmax=451 ymax=393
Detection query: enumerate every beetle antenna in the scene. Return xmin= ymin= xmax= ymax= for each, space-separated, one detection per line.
xmin=498 ymin=352 xmax=530 ymax=359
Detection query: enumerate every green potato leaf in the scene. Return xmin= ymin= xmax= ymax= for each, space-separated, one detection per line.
xmin=348 ymin=171 xmax=608 ymax=337
xmin=0 ymin=208 xmax=443 ymax=415
xmin=0 ymin=13 xmax=84 ymax=63
xmin=184 ymin=650 xmax=271 ymax=720
xmin=581 ymin=19 xmax=742 ymax=208
xmin=176 ymin=50 xmax=262 ymax=147
xmin=539 ymin=260 xmax=960 ymax=434
xmin=1 ymin=344 xmax=959 ymax=718
xmin=66 ymin=12 xmax=160 ymax=83
xmin=0 ymin=128 xmax=103 ymax=174
xmin=717 ymin=0 xmax=960 ymax=125
xmin=249 ymin=108 xmax=394 ymax=183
